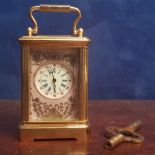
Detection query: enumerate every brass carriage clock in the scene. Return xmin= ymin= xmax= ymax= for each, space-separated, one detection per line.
xmin=19 ymin=5 xmax=90 ymax=141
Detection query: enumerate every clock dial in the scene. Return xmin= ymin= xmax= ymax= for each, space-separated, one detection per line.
xmin=34 ymin=62 xmax=73 ymax=99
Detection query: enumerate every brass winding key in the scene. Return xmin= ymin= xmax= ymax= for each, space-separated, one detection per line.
xmin=104 ymin=120 xmax=145 ymax=149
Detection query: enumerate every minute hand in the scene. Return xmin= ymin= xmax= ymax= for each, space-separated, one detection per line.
xmin=51 ymin=71 xmax=56 ymax=93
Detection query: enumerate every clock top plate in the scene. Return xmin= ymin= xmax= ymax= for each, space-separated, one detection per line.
xmin=19 ymin=35 xmax=90 ymax=47
xmin=19 ymin=35 xmax=90 ymax=42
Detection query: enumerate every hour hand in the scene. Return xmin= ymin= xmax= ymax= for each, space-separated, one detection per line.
xmin=53 ymin=84 xmax=56 ymax=93
xmin=53 ymin=78 xmax=56 ymax=83
xmin=52 ymin=77 xmax=56 ymax=93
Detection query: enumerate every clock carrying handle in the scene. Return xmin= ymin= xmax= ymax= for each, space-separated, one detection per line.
xmin=28 ymin=5 xmax=84 ymax=37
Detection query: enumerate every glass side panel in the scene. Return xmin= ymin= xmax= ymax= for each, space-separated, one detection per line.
xmin=29 ymin=48 xmax=80 ymax=122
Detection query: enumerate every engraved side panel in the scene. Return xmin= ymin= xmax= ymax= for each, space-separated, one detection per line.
xmin=29 ymin=48 xmax=80 ymax=122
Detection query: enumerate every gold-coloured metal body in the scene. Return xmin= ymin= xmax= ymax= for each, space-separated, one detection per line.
xmin=28 ymin=5 xmax=84 ymax=37
xmin=19 ymin=5 xmax=90 ymax=141
xmin=104 ymin=121 xmax=144 ymax=149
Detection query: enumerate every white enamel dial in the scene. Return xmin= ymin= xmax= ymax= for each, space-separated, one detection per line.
xmin=34 ymin=61 xmax=73 ymax=99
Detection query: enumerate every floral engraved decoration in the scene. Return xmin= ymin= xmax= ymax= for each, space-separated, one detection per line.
xmin=31 ymin=96 xmax=75 ymax=121
xmin=31 ymin=50 xmax=76 ymax=67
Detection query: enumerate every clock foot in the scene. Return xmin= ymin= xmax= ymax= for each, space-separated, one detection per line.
xmin=19 ymin=123 xmax=90 ymax=142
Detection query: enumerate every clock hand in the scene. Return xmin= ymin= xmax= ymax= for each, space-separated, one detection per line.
xmin=53 ymin=77 xmax=56 ymax=93
xmin=49 ymin=67 xmax=56 ymax=81
xmin=49 ymin=67 xmax=57 ymax=93
xmin=53 ymin=84 xmax=56 ymax=93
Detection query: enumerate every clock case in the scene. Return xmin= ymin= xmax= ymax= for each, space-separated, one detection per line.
xmin=18 ymin=5 xmax=90 ymax=141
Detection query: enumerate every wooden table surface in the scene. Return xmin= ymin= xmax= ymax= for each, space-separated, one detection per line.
xmin=0 ymin=100 xmax=155 ymax=155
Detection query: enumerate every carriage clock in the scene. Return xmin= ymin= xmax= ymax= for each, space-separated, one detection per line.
xmin=19 ymin=5 xmax=90 ymax=141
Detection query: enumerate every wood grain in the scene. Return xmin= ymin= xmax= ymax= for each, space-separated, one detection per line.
xmin=0 ymin=100 xmax=154 ymax=155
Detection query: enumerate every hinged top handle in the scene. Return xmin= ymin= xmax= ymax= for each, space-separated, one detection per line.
xmin=28 ymin=5 xmax=84 ymax=37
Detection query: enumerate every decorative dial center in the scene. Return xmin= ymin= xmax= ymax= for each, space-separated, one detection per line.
xmin=34 ymin=61 xmax=73 ymax=99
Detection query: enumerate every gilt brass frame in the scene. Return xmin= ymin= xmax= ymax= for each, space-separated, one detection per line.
xmin=19 ymin=36 xmax=90 ymax=141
